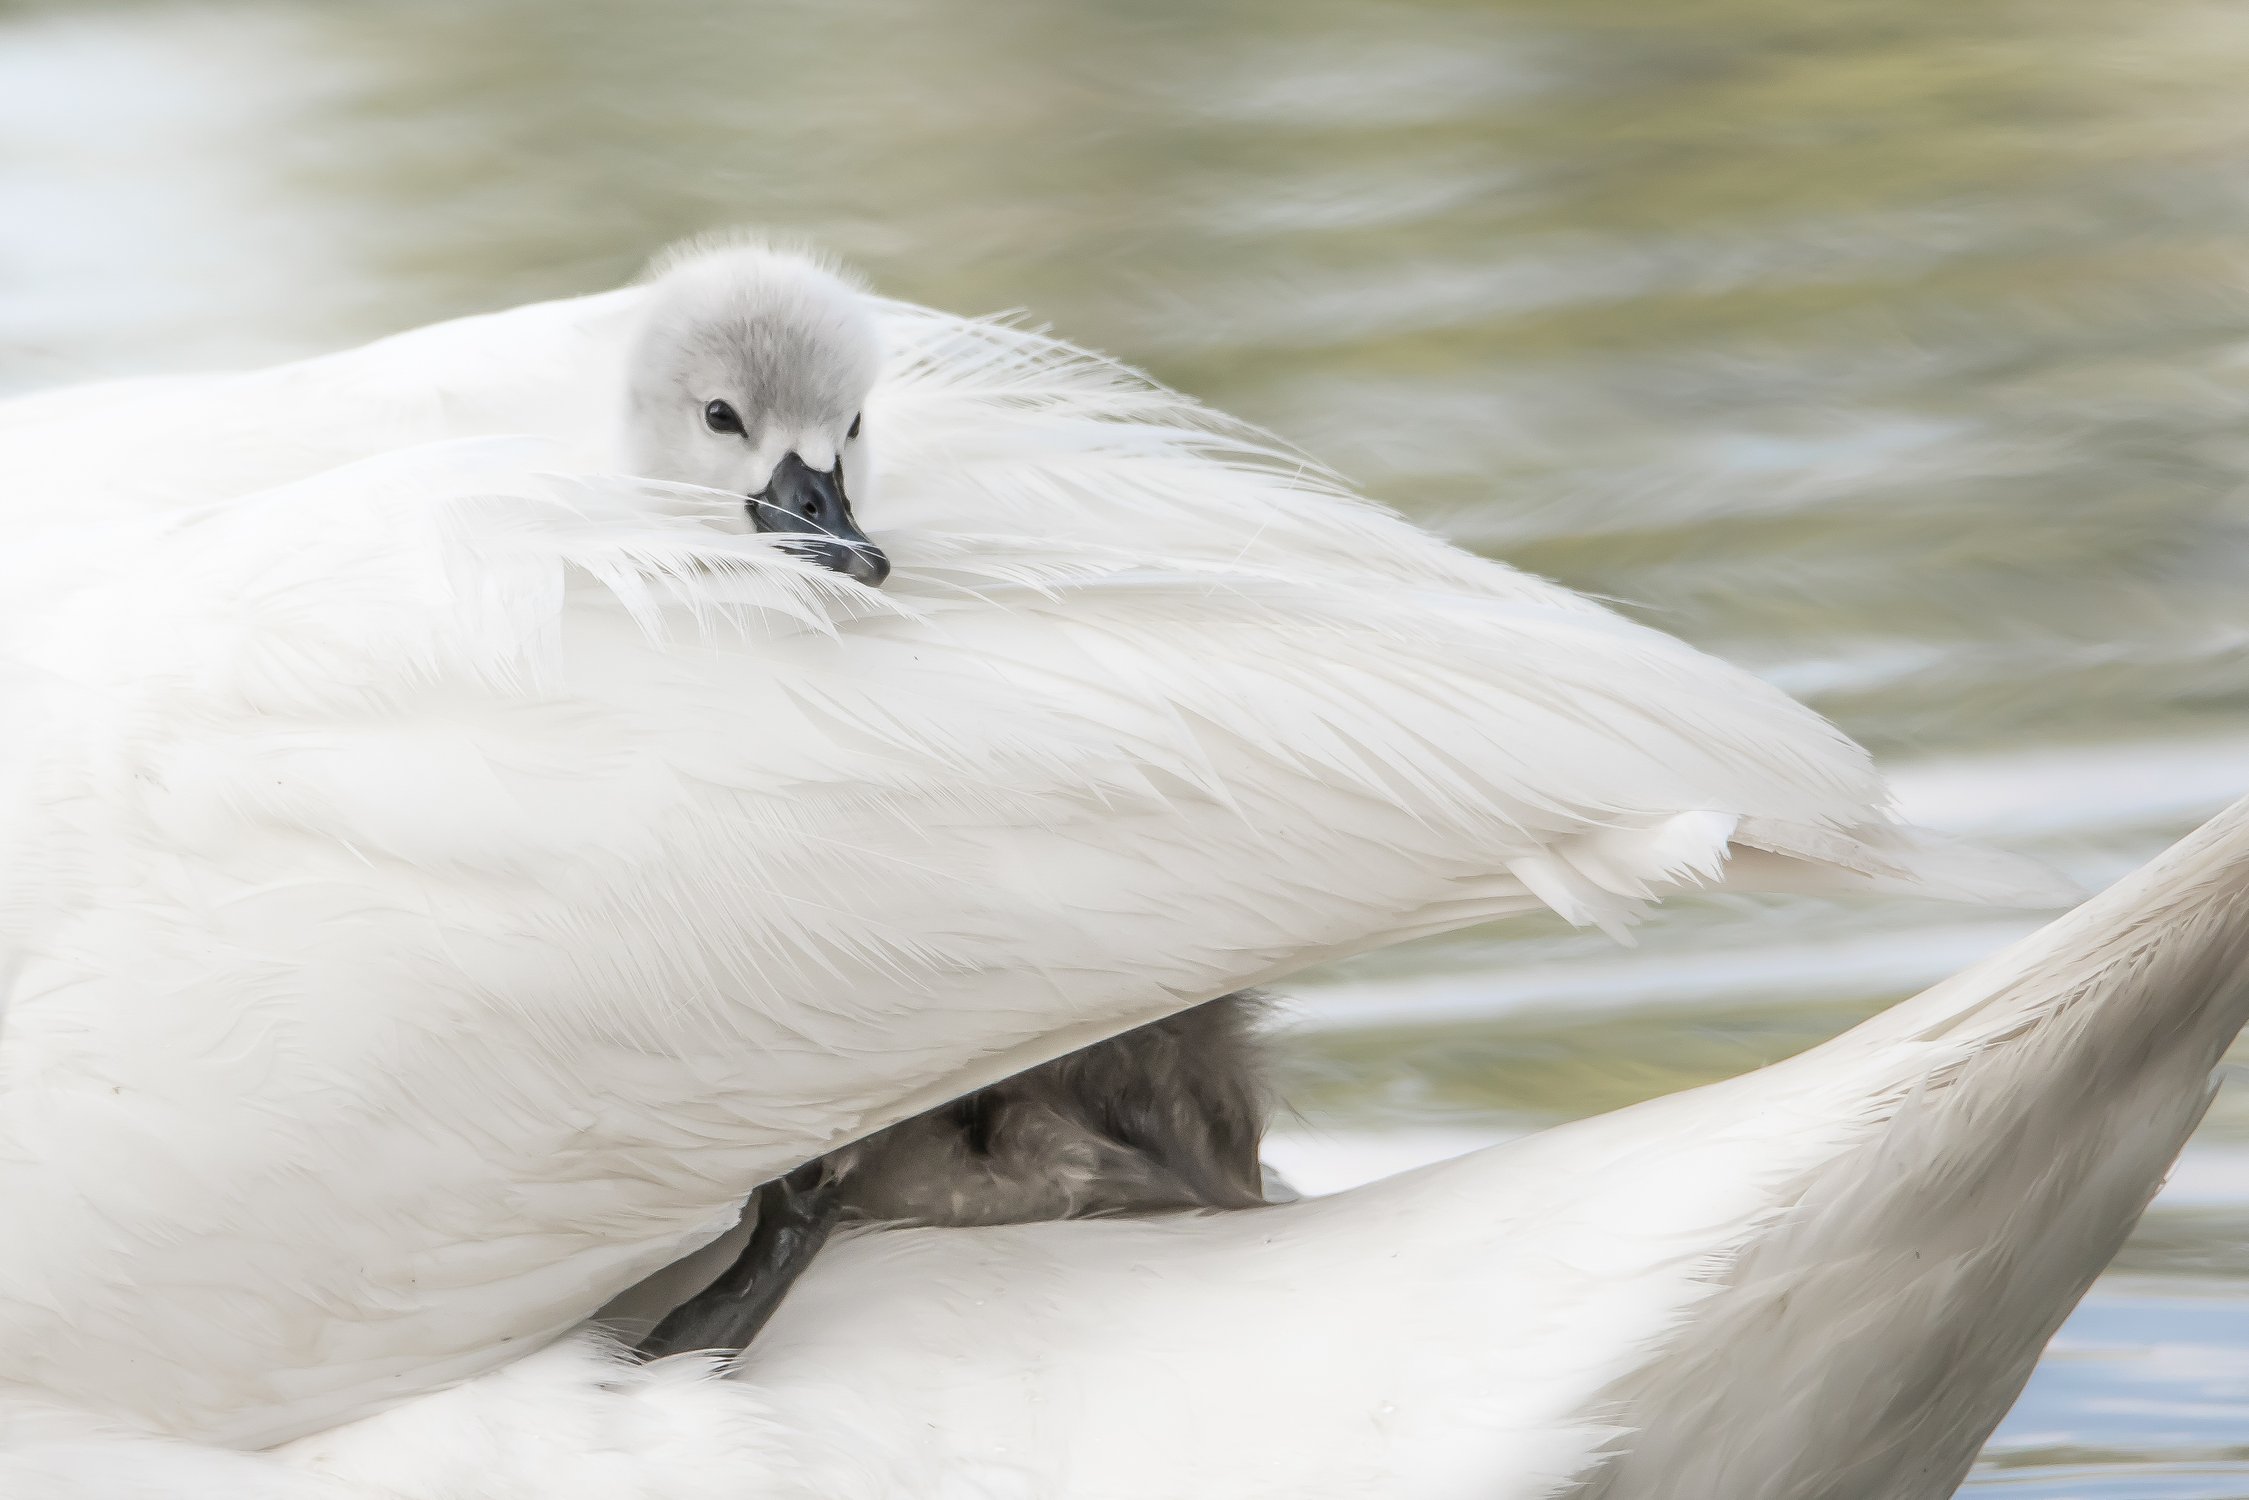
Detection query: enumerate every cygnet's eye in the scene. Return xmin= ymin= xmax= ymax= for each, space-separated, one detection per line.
xmin=704 ymin=400 xmax=743 ymax=435
xmin=847 ymin=412 xmax=862 ymax=440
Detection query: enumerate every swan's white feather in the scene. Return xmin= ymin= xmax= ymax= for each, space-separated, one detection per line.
xmin=0 ymin=286 xmax=2064 ymax=1447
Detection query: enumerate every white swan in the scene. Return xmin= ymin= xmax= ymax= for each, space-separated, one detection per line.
xmin=15 ymin=793 xmax=2244 ymax=1500
xmin=0 ymin=247 xmax=2065 ymax=1453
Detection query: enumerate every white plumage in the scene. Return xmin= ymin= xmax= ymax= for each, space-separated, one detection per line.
xmin=0 ymin=257 xmax=2072 ymax=1471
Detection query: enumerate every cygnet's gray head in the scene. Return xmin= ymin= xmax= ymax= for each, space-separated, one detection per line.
xmin=626 ymin=242 xmax=888 ymax=586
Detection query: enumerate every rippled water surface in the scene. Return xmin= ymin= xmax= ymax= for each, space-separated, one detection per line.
xmin=9 ymin=0 xmax=2249 ymax=1488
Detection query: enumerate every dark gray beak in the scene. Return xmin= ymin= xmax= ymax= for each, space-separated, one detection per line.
xmin=750 ymin=452 xmax=890 ymax=588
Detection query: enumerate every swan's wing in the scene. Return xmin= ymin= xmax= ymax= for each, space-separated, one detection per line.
xmin=863 ymin=300 xmax=2075 ymax=914
xmin=0 ymin=282 xmax=2076 ymax=915
xmin=0 ymin=290 xmax=2058 ymax=1442
xmin=255 ymin=796 xmax=2249 ymax=1500
xmin=0 ymin=435 xmax=1901 ymax=1443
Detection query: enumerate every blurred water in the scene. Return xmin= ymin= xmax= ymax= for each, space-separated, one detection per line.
xmin=7 ymin=0 xmax=2249 ymax=1489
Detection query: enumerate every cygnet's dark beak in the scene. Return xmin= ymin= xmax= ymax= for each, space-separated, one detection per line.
xmin=750 ymin=453 xmax=890 ymax=588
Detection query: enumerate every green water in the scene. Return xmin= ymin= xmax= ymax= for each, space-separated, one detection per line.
xmin=9 ymin=0 xmax=2249 ymax=1488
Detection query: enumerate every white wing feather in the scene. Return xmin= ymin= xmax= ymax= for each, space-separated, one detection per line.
xmin=0 ymin=289 xmax=2062 ymax=1444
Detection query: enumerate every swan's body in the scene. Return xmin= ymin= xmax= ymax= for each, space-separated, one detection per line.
xmin=14 ymin=793 xmax=2243 ymax=1500
xmin=0 ymin=260 xmax=2066 ymax=1450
